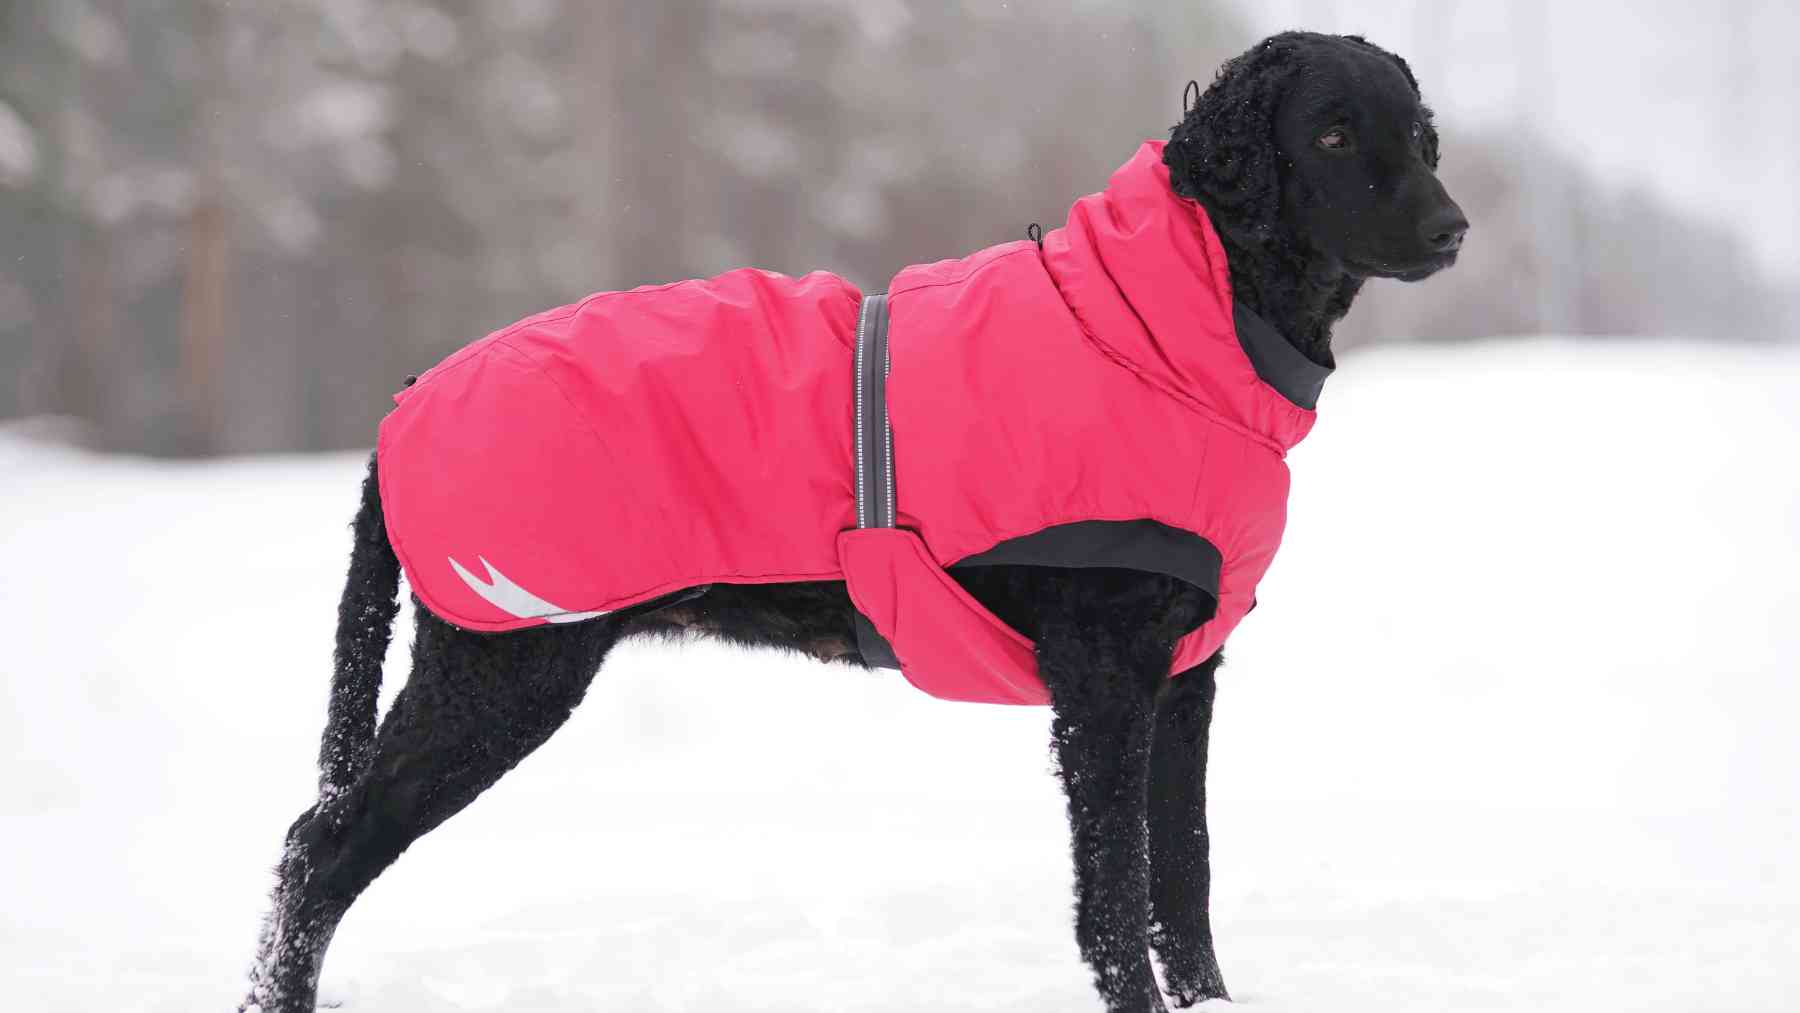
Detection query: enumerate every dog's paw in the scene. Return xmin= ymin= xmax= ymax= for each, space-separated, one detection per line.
xmin=1164 ymin=966 xmax=1230 ymax=1007
xmin=1167 ymin=985 xmax=1231 ymax=1008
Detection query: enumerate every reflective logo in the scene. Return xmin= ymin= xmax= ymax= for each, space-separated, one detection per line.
xmin=449 ymin=555 xmax=606 ymax=623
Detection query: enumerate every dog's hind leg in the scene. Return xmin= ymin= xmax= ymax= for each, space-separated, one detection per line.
xmin=1148 ymin=654 xmax=1229 ymax=1006
xmin=245 ymin=610 xmax=618 ymax=1012
xmin=1036 ymin=608 xmax=1181 ymax=1013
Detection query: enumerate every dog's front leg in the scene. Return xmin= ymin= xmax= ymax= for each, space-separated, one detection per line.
xmin=1038 ymin=624 xmax=1170 ymax=1013
xmin=1149 ymin=655 xmax=1229 ymax=1005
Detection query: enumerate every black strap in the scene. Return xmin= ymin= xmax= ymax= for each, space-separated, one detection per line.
xmin=853 ymin=293 xmax=895 ymax=529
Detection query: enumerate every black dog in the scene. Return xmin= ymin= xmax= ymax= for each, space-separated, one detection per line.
xmin=244 ymin=31 xmax=1465 ymax=1013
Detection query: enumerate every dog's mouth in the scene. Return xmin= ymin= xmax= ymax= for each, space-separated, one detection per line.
xmin=1353 ymin=250 xmax=1460 ymax=282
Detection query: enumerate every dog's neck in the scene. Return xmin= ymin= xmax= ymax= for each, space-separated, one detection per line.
xmin=1215 ymin=230 xmax=1363 ymax=370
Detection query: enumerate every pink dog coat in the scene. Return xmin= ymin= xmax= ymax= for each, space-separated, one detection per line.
xmin=377 ymin=141 xmax=1328 ymax=704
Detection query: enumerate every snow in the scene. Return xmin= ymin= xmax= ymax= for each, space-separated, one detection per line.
xmin=3 ymin=339 xmax=1798 ymax=1011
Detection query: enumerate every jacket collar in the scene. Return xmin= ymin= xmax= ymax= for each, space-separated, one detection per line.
xmin=1233 ymin=303 xmax=1332 ymax=411
xmin=1041 ymin=140 xmax=1328 ymax=453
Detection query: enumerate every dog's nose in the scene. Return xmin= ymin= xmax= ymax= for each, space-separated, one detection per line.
xmin=1422 ymin=206 xmax=1469 ymax=252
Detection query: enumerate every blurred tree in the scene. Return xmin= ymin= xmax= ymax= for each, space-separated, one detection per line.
xmin=2 ymin=0 xmax=400 ymax=453
xmin=0 ymin=1 xmax=1790 ymax=456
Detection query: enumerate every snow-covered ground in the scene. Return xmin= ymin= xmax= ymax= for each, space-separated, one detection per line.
xmin=3 ymin=339 xmax=1797 ymax=1012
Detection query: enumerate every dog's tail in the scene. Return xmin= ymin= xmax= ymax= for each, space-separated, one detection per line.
xmin=316 ymin=450 xmax=403 ymax=799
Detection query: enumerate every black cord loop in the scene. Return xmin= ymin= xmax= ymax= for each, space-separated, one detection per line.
xmin=1026 ymin=222 xmax=1043 ymax=249
xmin=1183 ymin=79 xmax=1200 ymax=116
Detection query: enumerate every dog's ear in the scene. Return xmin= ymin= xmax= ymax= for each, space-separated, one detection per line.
xmin=1164 ymin=38 xmax=1303 ymax=243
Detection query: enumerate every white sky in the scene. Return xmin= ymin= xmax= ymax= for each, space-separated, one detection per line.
xmin=1231 ymin=0 xmax=1800 ymax=282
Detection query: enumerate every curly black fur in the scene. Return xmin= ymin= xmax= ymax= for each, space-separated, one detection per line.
xmin=246 ymin=31 xmax=1463 ymax=1013
xmin=1166 ymin=31 xmax=1453 ymax=368
xmin=1149 ymin=655 xmax=1228 ymax=1005
xmin=1166 ymin=33 xmax=1346 ymax=367
xmin=316 ymin=454 xmax=401 ymax=797
xmin=246 ymin=608 xmax=620 ymax=1011
xmin=1027 ymin=568 xmax=1213 ymax=1007
xmin=626 ymin=580 xmax=864 ymax=663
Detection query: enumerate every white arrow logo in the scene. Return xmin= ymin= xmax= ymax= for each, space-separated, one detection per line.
xmin=449 ymin=555 xmax=606 ymax=624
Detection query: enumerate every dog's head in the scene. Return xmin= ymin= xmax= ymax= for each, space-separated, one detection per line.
xmin=1167 ymin=32 xmax=1467 ymax=282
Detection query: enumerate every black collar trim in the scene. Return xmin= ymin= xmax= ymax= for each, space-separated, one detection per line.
xmin=1233 ymin=304 xmax=1333 ymax=411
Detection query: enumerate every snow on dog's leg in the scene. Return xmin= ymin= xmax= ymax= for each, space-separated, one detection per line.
xmin=242 ymin=871 xmax=287 ymax=1010
xmin=245 ymin=609 xmax=619 ymax=1012
xmin=245 ymin=453 xmax=402 ymax=1011
xmin=1037 ymin=620 xmax=1173 ymax=1013
xmin=1148 ymin=654 xmax=1229 ymax=1006
xmin=242 ymin=803 xmax=325 ymax=1012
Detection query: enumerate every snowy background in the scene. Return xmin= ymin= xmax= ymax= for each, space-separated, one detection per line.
xmin=5 ymin=341 xmax=1798 ymax=1010
xmin=5 ymin=1 xmax=1800 ymax=1010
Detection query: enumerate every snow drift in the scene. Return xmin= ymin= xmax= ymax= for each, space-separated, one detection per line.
xmin=1 ymin=338 xmax=1796 ymax=1011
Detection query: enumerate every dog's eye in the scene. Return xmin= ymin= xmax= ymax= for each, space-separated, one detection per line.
xmin=1317 ymin=128 xmax=1350 ymax=150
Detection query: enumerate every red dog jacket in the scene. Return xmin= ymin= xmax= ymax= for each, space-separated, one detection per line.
xmin=377 ymin=141 xmax=1329 ymax=704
